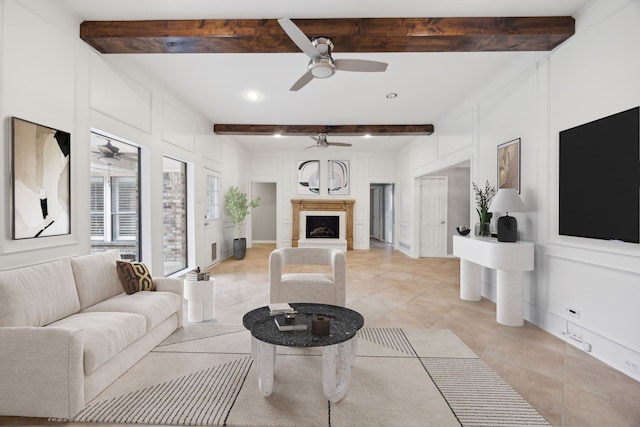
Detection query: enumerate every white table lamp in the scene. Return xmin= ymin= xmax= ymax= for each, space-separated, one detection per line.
xmin=488 ymin=189 xmax=526 ymax=242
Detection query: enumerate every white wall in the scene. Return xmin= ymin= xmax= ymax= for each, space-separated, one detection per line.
xmin=247 ymin=150 xmax=398 ymax=249
xmin=395 ymin=0 xmax=640 ymax=380
xmin=0 ymin=1 xmax=244 ymax=273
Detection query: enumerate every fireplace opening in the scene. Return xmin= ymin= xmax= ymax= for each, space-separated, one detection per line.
xmin=306 ymin=215 xmax=339 ymax=239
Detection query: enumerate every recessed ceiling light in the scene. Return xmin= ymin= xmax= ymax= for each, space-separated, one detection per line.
xmin=364 ymin=134 xmax=372 ymax=138
xmin=245 ymin=91 xmax=262 ymax=101
xmin=386 ymin=92 xmax=398 ymax=99
xmin=273 ymin=133 xmax=282 ymax=138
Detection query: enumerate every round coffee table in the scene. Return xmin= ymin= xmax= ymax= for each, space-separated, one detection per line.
xmin=242 ymin=303 xmax=364 ymax=403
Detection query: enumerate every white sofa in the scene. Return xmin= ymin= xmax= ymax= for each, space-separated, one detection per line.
xmin=0 ymin=250 xmax=183 ymax=419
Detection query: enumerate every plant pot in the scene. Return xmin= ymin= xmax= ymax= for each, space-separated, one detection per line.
xmin=233 ymin=238 xmax=247 ymax=260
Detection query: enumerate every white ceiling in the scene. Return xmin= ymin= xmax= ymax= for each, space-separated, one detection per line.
xmin=60 ymin=0 xmax=591 ymax=152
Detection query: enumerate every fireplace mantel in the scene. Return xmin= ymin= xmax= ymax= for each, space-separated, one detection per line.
xmin=291 ymin=199 xmax=355 ymax=250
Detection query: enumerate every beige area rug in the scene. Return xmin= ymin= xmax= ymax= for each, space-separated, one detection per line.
xmin=52 ymin=326 xmax=549 ymax=426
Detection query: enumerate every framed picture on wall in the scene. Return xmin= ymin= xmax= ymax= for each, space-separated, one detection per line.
xmin=327 ymin=160 xmax=350 ymax=195
xmin=297 ymin=160 xmax=320 ymax=195
xmin=11 ymin=117 xmax=71 ymax=239
xmin=497 ymin=138 xmax=521 ymax=193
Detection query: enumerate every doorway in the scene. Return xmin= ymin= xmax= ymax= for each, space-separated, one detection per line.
xmin=370 ymin=183 xmax=394 ymax=246
xmin=251 ymin=182 xmax=277 ymax=244
xmin=419 ymin=161 xmax=471 ymax=257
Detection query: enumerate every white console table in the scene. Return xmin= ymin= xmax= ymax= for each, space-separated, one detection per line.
xmin=452 ymin=235 xmax=534 ymax=327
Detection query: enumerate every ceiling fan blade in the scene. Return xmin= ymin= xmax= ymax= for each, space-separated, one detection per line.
xmin=290 ymin=72 xmax=314 ymax=91
xmin=327 ymin=142 xmax=352 ymax=147
xmin=335 ymin=59 xmax=388 ymax=73
xmin=305 ymin=144 xmax=318 ymax=149
xmin=278 ymin=18 xmax=320 ymax=59
xmin=119 ymin=154 xmax=138 ymax=162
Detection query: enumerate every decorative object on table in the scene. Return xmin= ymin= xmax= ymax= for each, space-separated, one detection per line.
xmin=185 ymin=267 xmax=209 ymax=281
xmin=11 ymin=117 xmax=71 ymax=239
xmin=472 ymin=180 xmax=496 ymax=237
xmin=327 ymin=160 xmax=350 ymax=195
xmin=497 ymin=138 xmax=521 ymax=193
xmin=274 ymin=313 xmax=308 ymax=331
xmin=297 ymin=160 xmax=320 ymax=194
xmin=488 ymin=188 xmax=527 ymax=242
xmin=311 ymin=315 xmax=331 ymax=336
xmin=283 ymin=311 xmax=297 ymax=323
xmin=224 ymin=186 xmax=260 ymax=260
xmin=456 ymin=225 xmax=471 ymax=236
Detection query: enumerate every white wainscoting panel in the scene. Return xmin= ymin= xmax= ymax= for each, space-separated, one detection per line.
xmin=548 ymin=255 xmax=640 ymax=353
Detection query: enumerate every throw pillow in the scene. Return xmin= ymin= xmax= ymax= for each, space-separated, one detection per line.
xmin=116 ymin=261 xmax=154 ymax=294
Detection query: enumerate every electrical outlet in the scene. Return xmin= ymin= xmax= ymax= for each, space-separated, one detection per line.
xmin=566 ymin=325 xmax=583 ymax=343
xmin=566 ymin=307 xmax=580 ymax=318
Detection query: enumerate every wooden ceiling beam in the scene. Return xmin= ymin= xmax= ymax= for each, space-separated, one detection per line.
xmin=213 ymin=124 xmax=434 ymax=136
xmin=80 ymin=17 xmax=574 ymax=54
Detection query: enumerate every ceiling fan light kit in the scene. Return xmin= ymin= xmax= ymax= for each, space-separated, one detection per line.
xmin=308 ymin=56 xmax=336 ymax=79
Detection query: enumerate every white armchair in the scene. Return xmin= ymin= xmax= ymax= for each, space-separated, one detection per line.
xmin=269 ymin=248 xmax=346 ymax=306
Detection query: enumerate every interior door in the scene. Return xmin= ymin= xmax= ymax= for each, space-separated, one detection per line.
xmin=371 ymin=186 xmax=383 ymax=240
xmin=420 ymin=177 xmax=448 ymax=257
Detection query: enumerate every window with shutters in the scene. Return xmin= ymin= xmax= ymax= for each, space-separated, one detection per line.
xmin=111 ymin=177 xmax=138 ymax=240
xmin=90 ymin=133 xmax=140 ymax=261
xmin=90 ymin=177 xmax=105 ymax=240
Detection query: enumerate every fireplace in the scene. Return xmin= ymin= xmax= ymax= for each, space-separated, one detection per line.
xmin=292 ymin=199 xmax=354 ymax=250
xmin=306 ymin=215 xmax=339 ymax=239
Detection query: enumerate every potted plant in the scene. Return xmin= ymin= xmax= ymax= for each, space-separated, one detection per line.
xmin=472 ymin=180 xmax=496 ymax=237
xmin=224 ymin=186 xmax=260 ymax=260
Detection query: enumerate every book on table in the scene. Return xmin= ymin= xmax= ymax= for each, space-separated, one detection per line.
xmin=268 ymin=303 xmax=296 ymax=316
xmin=274 ymin=314 xmax=308 ymax=331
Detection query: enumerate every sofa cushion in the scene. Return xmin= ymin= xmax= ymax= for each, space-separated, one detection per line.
xmin=116 ymin=261 xmax=154 ymax=294
xmin=83 ymin=291 xmax=182 ymax=330
xmin=71 ymin=250 xmax=123 ymax=310
xmin=0 ymin=259 xmax=80 ymax=327
xmin=47 ymin=311 xmax=146 ymax=374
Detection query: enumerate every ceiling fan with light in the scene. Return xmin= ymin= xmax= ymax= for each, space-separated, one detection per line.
xmin=92 ymin=140 xmax=137 ymax=163
xmin=306 ymin=133 xmax=352 ymax=149
xmin=278 ymin=18 xmax=388 ymax=91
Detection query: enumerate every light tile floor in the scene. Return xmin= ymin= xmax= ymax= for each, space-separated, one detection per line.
xmin=2 ymin=242 xmax=639 ymax=426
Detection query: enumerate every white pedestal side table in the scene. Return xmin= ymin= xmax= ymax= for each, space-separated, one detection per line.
xmin=184 ymin=278 xmax=215 ymax=322
xmin=453 ymin=235 xmax=534 ymax=326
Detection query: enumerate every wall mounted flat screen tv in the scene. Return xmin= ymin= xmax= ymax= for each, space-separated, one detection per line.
xmin=559 ymin=106 xmax=640 ymax=244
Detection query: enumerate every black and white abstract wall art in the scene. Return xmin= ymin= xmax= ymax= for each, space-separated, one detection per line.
xmin=328 ymin=160 xmax=349 ymax=195
xmin=297 ymin=160 xmax=320 ymax=195
xmin=11 ymin=117 xmax=71 ymax=239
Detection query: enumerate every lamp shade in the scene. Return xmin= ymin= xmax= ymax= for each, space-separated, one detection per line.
xmin=488 ymin=188 xmax=526 ymax=213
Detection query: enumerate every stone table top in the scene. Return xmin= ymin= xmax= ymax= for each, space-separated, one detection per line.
xmin=242 ymin=303 xmax=364 ymax=347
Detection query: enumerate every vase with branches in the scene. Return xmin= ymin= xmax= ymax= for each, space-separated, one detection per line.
xmin=472 ymin=180 xmax=496 ymax=236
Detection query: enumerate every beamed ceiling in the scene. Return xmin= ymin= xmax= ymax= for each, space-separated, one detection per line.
xmin=80 ymin=17 xmax=574 ymax=55
xmin=80 ymin=17 xmax=574 ymax=138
